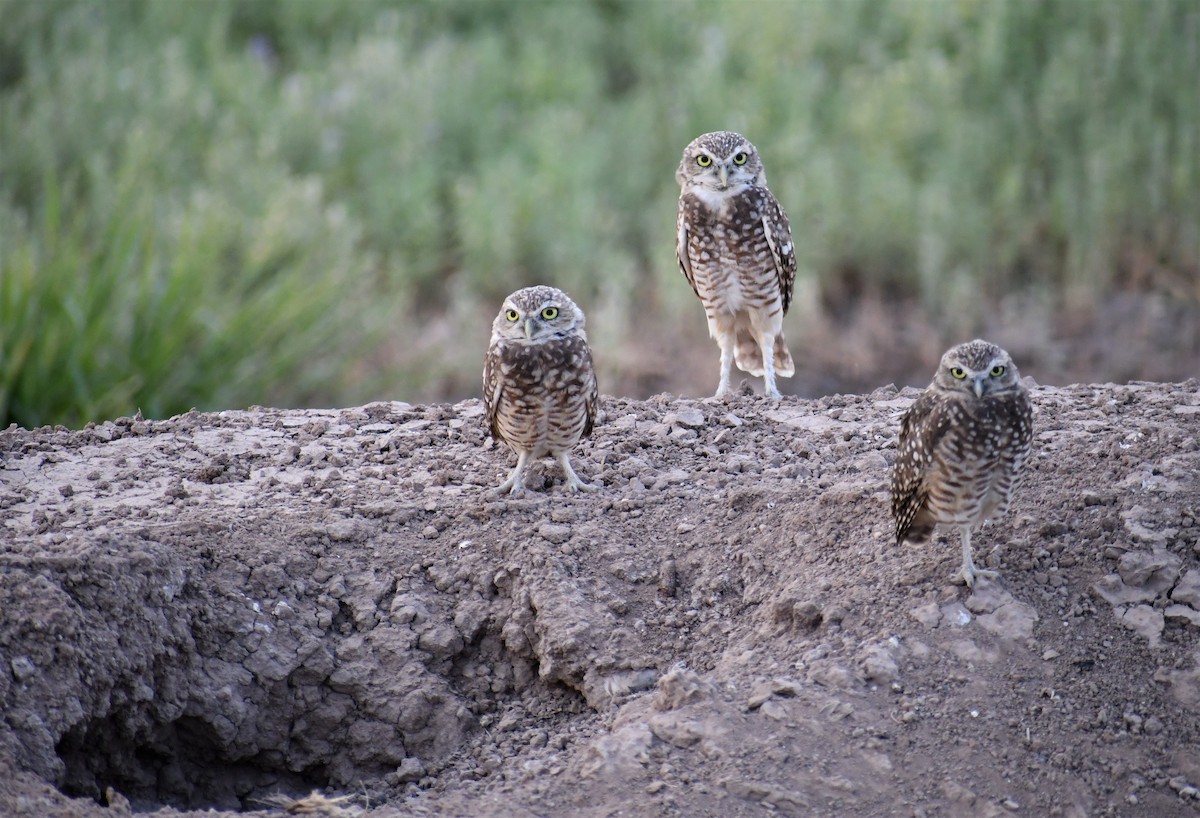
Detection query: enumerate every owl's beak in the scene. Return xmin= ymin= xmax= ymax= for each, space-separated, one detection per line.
xmin=973 ymin=377 xmax=985 ymax=398
xmin=717 ymin=165 xmax=729 ymax=188
xmin=524 ymin=318 xmax=536 ymax=339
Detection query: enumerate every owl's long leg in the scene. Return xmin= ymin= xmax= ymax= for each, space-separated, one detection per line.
xmin=714 ymin=330 xmax=734 ymax=398
xmin=759 ymin=331 xmax=781 ymax=399
xmin=557 ymin=452 xmax=598 ymax=493
xmin=958 ymin=525 xmax=999 ymax=588
xmin=496 ymin=451 xmax=529 ymax=496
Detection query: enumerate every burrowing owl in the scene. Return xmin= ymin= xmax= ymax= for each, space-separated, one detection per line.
xmin=676 ymin=131 xmax=797 ymax=399
xmin=483 ymin=285 xmax=599 ymax=495
xmin=891 ymin=340 xmax=1034 ymax=588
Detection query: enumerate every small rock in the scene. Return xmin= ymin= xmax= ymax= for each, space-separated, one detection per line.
xmin=1119 ymin=604 xmax=1165 ymax=647
xmin=1091 ymin=574 xmax=1157 ymax=607
xmin=1039 ymin=521 xmax=1068 ymax=538
xmin=10 ymin=656 xmax=36 ymax=682
xmin=746 ymin=677 xmax=804 ymax=710
xmin=647 ymin=712 xmax=707 ymax=747
xmin=1171 ymin=569 xmax=1200 ymax=607
xmin=773 ymin=599 xmax=823 ymax=630
xmin=860 ymin=645 xmax=899 ymax=684
xmin=1118 ymin=548 xmax=1181 ymax=591
xmin=421 ymin=525 xmax=440 ymax=539
xmin=976 ymin=599 xmax=1040 ymax=641
xmin=418 ymin=625 xmax=464 ymax=658
xmin=1164 ymin=605 xmax=1200 ymax=627
xmin=327 ymin=519 xmax=362 ymax=541
xmin=909 ymin=602 xmax=942 ymax=628
xmin=940 ymin=602 xmax=972 ymax=627
xmin=393 ymin=757 xmax=426 ymax=784
xmin=671 ymin=408 xmax=706 ymax=428
xmin=651 ymin=468 xmax=690 ymax=490
xmin=808 ymin=664 xmax=854 ymax=689
xmin=538 ymin=523 xmax=571 ymax=544
xmin=654 ymin=665 xmax=716 ymax=710
xmin=658 ymin=560 xmax=677 ymax=597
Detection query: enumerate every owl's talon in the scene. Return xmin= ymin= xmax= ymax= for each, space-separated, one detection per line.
xmin=959 ymin=565 xmax=1000 ymax=589
xmin=493 ymin=478 xmax=525 ymax=497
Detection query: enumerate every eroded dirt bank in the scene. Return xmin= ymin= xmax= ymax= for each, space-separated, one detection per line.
xmin=1 ymin=382 xmax=1198 ymax=817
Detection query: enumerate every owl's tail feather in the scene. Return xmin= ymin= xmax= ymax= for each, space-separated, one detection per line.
xmin=733 ymin=330 xmax=794 ymax=378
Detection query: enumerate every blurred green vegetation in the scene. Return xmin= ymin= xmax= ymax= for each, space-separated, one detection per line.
xmin=1 ymin=0 xmax=1196 ymax=427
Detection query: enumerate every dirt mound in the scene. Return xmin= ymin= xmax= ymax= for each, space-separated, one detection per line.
xmin=1 ymin=382 xmax=1199 ymax=817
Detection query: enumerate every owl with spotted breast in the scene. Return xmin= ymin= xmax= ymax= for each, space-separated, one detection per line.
xmin=676 ymin=131 xmax=797 ymax=399
xmin=891 ymin=340 xmax=1034 ymax=588
xmin=483 ymin=285 xmax=599 ymax=495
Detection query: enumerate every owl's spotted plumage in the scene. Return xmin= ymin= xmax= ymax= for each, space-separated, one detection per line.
xmin=891 ymin=340 xmax=1034 ymax=587
xmin=675 ymin=131 xmax=797 ymax=399
xmin=483 ymin=285 xmax=598 ymax=495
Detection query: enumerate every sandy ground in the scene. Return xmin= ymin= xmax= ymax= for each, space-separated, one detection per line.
xmin=1 ymin=379 xmax=1199 ymax=817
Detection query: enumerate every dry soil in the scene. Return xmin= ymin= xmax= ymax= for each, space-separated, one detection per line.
xmin=1 ymin=379 xmax=1199 ymax=817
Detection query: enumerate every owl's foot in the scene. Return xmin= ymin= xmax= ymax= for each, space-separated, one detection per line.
xmin=494 ymin=476 xmax=526 ymax=497
xmin=494 ymin=454 xmax=529 ymax=496
xmin=564 ymin=476 xmax=600 ymax=493
xmin=558 ymin=454 xmax=598 ymax=493
xmin=958 ymin=563 xmax=1000 ymax=589
xmin=958 ymin=534 xmax=999 ymax=588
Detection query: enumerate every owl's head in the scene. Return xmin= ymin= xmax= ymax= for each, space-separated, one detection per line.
xmin=933 ymin=340 xmax=1023 ymax=398
xmin=492 ymin=285 xmax=586 ymax=344
xmin=676 ymin=131 xmax=766 ymax=193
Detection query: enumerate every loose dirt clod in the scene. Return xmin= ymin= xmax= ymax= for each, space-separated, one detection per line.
xmin=1 ymin=382 xmax=1199 ymax=817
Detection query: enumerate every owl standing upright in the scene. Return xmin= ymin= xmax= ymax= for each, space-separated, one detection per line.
xmin=483 ymin=285 xmax=599 ymax=495
xmin=891 ymin=340 xmax=1034 ymax=588
xmin=675 ymin=131 xmax=797 ymax=399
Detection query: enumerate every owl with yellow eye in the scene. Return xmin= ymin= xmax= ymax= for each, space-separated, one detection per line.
xmin=483 ymin=285 xmax=599 ymax=495
xmin=675 ymin=131 xmax=797 ymax=399
xmin=891 ymin=340 xmax=1034 ymax=587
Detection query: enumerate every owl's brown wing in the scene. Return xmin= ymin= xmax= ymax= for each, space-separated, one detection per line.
xmin=891 ymin=391 xmax=955 ymax=544
xmin=482 ymin=343 xmax=505 ymax=443
xmin=581 ymin=345 xmax=599 ymax=439
xmin=675 ymin=199 xmax=701 ymax=300
xmin=760 ymin=192 xmax=797 ymax=314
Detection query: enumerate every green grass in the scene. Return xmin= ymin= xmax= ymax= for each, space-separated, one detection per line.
xmin=1 ymin=0 xmax=1197 ymax=427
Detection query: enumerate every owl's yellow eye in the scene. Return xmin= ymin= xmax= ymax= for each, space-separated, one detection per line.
xmin=696 ymin=155 xmax=712 ymax=167
xmin=950 ymin=367 xmax=967 ymax=379
xmin=990 ymin=365 xmax=1006 ymax=377
xmin=541 ymin=306 xmax=559 ymax=320
xmin=505 ymin=309 xmax=519 ymax=322
xmin=733 ymin=151 xmax=748 ymax=165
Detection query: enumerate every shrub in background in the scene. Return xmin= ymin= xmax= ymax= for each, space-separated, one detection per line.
xmin=1 ymin=0 xmax=1196 ymax=427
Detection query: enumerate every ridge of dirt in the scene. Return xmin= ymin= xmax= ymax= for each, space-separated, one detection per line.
xmin=1 ymin=381 xmax=1198 ymax=817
